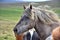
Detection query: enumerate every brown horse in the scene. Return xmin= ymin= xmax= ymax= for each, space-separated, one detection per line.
xmin=52 ymin=27 xmax=60 ymax=40
xmin=13 ymin=5 xmax=60 ymax=40
xmin=46 ymin=27 xmax=60 ymax=40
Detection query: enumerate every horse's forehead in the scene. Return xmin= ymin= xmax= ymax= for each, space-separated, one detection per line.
xmin=21 ymin=15 xmax=29 ymax=20
xmin=25 ymin=7 xmax=31 ymax=12
xmin=24 ymin=8 xmax=31 ymax=15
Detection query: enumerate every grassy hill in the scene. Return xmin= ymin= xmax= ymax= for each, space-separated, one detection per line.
xmin=0 ymin=7 xmax=23 ymax=40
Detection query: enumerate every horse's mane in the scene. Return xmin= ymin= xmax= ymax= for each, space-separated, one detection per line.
xmin=24 ymin=5 xmax=60 ymax=24
xmin=32 ymin=6 xmax=60 ymax=24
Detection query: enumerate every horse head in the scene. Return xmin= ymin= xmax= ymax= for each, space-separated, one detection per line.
xmin=13 ymin=5 xmax=37 ymax=35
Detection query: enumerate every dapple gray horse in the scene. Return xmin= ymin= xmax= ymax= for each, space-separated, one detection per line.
xmin=14 ymin=5 xmax=60 ymax=40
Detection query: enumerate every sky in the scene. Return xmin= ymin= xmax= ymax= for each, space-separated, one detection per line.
xmin=0 ymin=0 xmax=50 ymax=3
xmin=22 ymin=0 xmax=49 ymax=2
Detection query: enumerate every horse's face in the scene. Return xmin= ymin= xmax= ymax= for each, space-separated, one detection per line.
xmin=14 ymin=5 xmax=36 ymax=35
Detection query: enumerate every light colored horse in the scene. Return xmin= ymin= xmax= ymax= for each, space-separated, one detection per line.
xmin=13 ymin=5 xmax=60 ymax=40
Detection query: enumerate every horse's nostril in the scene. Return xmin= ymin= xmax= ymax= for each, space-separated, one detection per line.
xmin=14 ymin=28 xmax=17 ymax=33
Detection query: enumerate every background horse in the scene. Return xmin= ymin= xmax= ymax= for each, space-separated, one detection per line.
xmin=13 ymin=5 xmax=60 ymax=40
xmin=14 ymin=28 xmax=40 ymax=40
xmin=52 ymin=27 xmax=60 ymax=40
xmin=23 ymin=29 xmax=40 ymax=40
xmin=46 ymin=26 xmax=60 ymax=40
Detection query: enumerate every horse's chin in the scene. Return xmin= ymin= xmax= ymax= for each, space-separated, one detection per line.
xmin=15 ymin=33 xmax=24 ymax=40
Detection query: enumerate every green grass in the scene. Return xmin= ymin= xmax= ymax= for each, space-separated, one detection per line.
xmin=0 ymin=8 xmax=23 ymax=22
xmin=0 ymin=7 xmax=24 ymax=40
xmin=52 ymin=8 xmax=60 ymax=14
xmin=52 ymin=8 xmax=60 ymax=18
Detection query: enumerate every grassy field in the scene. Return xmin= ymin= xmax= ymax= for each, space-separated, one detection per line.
xmin=0 ymin=7 xmax=60 ymax=40
xmin=52 ymin=8 xmax=60 ymax=18
xmin=0 ymin=7 xmax=23 ymax=40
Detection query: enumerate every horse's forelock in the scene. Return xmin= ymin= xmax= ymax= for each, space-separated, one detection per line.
xmin=23 ymin=6 xmax=36 ymax=20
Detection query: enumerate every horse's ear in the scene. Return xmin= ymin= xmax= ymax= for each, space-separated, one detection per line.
xmin=30 ymin=5 xmax=32 ymax=9
xmin=23 ymin=5 xmax=26 ymax=9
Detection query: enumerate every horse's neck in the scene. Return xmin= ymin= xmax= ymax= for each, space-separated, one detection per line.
xmin=49 ymin=22 xmax=60 ymax=29
xmin=35 ymin=21 xmax=48 ymax=40
xmin=49 ymin=22 xmax=60 ymax=30
xmin=35 ymin=21 xmax=60 ymax=40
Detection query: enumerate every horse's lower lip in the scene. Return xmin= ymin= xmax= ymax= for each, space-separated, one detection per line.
xmin=15 ymin=33 xmax=24 ymax=40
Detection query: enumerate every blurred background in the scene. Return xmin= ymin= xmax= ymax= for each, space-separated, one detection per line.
xmin=0 ymin=0 xmax=60 ymax=40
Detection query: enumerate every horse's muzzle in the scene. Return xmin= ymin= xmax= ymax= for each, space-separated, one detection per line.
xmin=14 ymin=27 xmax=18 ymax=33
xmin=13 ymin=27 xmax=21 ymax=35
